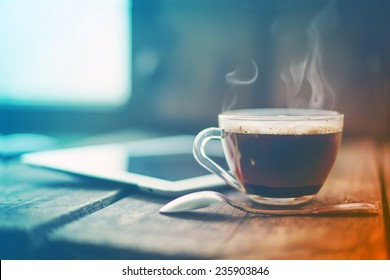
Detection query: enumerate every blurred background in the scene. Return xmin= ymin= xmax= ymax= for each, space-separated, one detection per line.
xmin=1 ymin=0 xmax=389 ymax=153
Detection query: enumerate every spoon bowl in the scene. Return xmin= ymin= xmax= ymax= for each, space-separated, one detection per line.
xmin=159 ymin=191 xmax=378 ymax=216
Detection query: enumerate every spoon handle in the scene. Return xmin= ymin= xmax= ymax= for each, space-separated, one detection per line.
xmin=225 ymin=199 xmax=379 ymax=216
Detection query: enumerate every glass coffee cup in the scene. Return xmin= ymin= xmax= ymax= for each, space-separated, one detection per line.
xmin=193 ymin=108 xmax=344 ymax=205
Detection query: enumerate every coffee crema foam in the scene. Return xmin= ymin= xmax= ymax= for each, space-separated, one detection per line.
xmin=221 ymin=121 xmax=343 ymax=135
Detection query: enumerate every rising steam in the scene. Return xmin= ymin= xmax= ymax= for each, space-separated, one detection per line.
xmin=225 ymin=59 xmax=258 ymax=86
xmin=223 ymin=1 xmax=338 ymax=112
xmin=222 ymin=59 xmax=258 ymax=111
xmin=279 ymin=1 xmax=337 ymax=109
xmin=280 ymin=27 xmax=335 ymax=109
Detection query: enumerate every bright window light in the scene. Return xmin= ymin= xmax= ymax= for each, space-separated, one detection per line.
xmin=0 ymin=0 xmax=131 ymax=107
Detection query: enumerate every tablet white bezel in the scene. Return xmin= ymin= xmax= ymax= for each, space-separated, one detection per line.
xmin=21 ymin=135 xmax=226 ymax=196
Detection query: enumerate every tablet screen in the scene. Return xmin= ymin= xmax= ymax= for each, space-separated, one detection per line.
xmin=127 ymin=154 xmax=227 ymax=181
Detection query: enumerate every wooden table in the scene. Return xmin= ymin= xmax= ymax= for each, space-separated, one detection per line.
xmin=1 ymin=138 xmax=389 ymax=259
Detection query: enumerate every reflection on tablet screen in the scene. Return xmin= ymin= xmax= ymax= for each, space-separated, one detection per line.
xmin=127 ymin=154 xmax=227 ymax=181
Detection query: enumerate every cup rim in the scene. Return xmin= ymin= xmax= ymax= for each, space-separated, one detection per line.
xmin=219 ymin=108 xmax=343 ymax=121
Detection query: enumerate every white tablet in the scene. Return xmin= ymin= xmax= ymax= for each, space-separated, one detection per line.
xmin=21 ymin=135 xmax=227 ymax=196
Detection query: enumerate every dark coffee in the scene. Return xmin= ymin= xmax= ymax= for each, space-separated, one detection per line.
xmin=223 ymin=131 xmax=342 ymax=198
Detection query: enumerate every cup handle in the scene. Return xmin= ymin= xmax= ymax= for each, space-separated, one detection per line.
xmin=193 ymin=127 xmax=244 ymax=192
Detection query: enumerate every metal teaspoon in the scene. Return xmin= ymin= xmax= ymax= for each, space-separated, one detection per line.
xmin=159 ymin=191 xmax=378 ymax=216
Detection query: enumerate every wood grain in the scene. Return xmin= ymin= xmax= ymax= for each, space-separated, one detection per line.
xmin=0 ymin=163 xmax=128 ymax=259
xmin=47 ymin=190 xmax=248 ymax=259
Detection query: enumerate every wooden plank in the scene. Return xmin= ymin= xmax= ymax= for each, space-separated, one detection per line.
xmin=47 ymin=189 xmax=248 ymax=259
xmin=220 ymin=140 xmax=388 ymax=259
xmin=0 ymin=162 xmax=128 ymax=259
